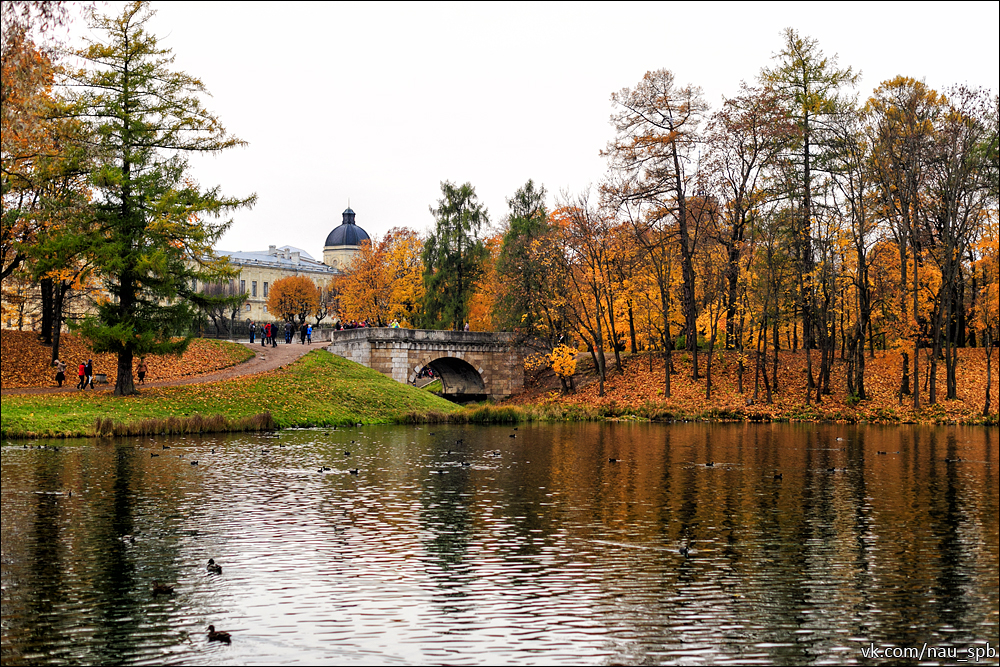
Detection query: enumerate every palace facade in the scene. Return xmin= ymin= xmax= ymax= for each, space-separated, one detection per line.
xmin=217 ymin=207 xmax=371 ymax=322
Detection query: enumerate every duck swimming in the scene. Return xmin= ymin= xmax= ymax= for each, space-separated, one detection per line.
xmin=152 ymin=581 xmax=173 ymax=595
xmin=207 ymin=625 xmax=231 ymax=643
xmin=207 ymin=558 xmax=222 ymax=574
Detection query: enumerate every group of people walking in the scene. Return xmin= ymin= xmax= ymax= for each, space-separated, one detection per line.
xmin=248 ymin=321 xmax=312 ymax=347
xmin=52 ymin=357 xmax=147 ymax=389
xmin=51 ymin=358 xmax=93 ymax=389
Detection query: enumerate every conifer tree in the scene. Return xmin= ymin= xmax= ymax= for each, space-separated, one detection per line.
xmin=65 ymin=1 xmax=254 ymax=395
xmin=420 ymin=181 xmax=488 ymax=331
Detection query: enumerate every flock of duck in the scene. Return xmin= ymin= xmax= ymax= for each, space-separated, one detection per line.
xmin=151 ymin=558 xmax=231 ymax=643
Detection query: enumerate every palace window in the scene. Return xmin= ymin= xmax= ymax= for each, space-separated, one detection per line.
xmin=252 ymin=281 xmax=257 ymax=297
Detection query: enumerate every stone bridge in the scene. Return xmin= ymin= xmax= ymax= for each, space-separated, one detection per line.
xmin=326 ymin=328 xmax=523 ymax=401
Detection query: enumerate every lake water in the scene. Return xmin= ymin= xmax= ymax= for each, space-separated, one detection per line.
xmin=2 ymin=423 xmax=997 ymax=665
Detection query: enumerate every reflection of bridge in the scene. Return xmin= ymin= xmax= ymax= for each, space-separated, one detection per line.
xmin=326 ymin=328 xmax=523 ymax=401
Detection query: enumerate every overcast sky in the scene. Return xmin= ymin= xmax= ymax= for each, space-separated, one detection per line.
xmin=71 ymin=1 xmax=999 ymax=259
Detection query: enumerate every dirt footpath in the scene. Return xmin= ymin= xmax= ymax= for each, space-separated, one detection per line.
xmin=1 ymin=342 xmax=315 ymax=397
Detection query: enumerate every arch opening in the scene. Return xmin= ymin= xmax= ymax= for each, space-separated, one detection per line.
xmin=422 ymin=357 xmax=486 ymax=403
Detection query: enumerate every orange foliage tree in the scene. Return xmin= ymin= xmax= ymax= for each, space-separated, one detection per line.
xmin=267 ymin=276 xmax=319 ymax=324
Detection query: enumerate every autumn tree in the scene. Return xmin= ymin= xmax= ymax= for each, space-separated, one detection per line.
xmin=421 ymin=181 xmax=488 ymax=330
xmin=337 ymin=227 xmax=424 ymax=326
xmin=924 ymin=86 xmax=996 ymax=401
xmin=196 ymin=279 xmax=247 ymax=337
xmin=552 ymin=195 xmax=612 ymax=395
xmin=974 ymin=217 xmax=998 ymax=416
xmin=604 ymin=69 xmax=707 ymax=379
xmin=466 ymin=233 xmax=500 ymax=331
xmin=2 ymin=0 xmax=91 ymax=365
xmin=826 ymin=103 xmax=877 ymax=400
xmin=704 ymin=84 xmax=790 ymax=351
xmin=65 ymin=1 xmax=254 ymax=395
xmin=761 ymin=28 xmax=858 ymax=401
xmin=268 ymin=276 xmax=319 ymax=325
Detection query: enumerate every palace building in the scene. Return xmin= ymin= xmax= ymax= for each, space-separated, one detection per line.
xmin=218 ymin=207 xmax=370 ymax=322
xmin=1 ymin=208 xmax=371 ymax=331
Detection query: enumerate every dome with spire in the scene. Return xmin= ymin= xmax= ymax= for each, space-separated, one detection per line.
xmin=324 ymin=207 xmax=370 ymax=247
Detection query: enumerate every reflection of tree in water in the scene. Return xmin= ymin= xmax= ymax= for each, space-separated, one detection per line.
xmin=419 ymin=434 xmax=476 ymax=616
xmin=16 ymin=454 xmax=72 ymax=660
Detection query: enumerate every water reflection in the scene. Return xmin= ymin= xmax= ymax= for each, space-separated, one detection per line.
xmin=2 ymin=424 xmax=997 ymax=665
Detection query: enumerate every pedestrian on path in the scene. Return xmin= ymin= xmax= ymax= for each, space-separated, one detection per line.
xmin=137 ymin=358 xmax=148 ymax=384
xmin=54 ymin=359 xmax=66 ymax=387
xmin=77 ymin=361 xmax=86 ymax=389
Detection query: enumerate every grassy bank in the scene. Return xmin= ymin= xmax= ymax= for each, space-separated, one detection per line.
xmin=4 ymin=347 xmax=995 ymax=439
xmin=1 ymin=350 xmax=462 ymax=438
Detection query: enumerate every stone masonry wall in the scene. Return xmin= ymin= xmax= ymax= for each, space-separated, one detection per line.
xmin=326 ymin=329 xmax=523 ymax=400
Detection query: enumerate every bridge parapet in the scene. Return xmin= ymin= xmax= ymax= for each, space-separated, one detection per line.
xmin=326 ymin=328 xmax=522 ymax=400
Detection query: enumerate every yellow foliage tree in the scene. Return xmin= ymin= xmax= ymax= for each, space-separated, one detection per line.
xmin=467 ymin=234 xmax=501 ymax=331
xmin=548 ymin=344 xmax=577 ymax=393
xmin=336 ymin=227 xmax=424 ymax=327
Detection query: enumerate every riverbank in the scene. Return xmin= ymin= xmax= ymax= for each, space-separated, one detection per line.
xmin=2 ymin=344 xmax=995 ymax=439
xmin=1 ymin=350 xmax=462 ymax=438
xmin=506 ymin=347 xmax=997 ymax=426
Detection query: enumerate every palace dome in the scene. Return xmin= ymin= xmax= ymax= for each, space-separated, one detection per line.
xmin=324 ymin=207 xmax=371 ymax=247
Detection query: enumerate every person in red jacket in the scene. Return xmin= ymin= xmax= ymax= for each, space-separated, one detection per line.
xmin=77 ymin=362 xmax=86 ymax=389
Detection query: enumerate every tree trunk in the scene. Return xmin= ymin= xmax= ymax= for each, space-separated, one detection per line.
xmin=50 ymin=281 xmax=68 ymax=366
xmin=40 ymin=277 xmax=53 ymax=344
xmin=911 ymin=239 xmax=920 ymax=410
xmin=627 ymin=300 xmax=637 ymax=354
xmin=114 ymin=347 xmax=136 ymax=396
xmin=984 ymin=334 xmax=994 ymax=416
xmin=898 ymin=351 xmax=910 ymax=402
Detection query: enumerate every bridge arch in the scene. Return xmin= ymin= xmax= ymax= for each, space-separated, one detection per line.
xmin=326 ymin=328 xmax=522 ymax=401
xmin=414 ymin=355 xmax=488 ymax=401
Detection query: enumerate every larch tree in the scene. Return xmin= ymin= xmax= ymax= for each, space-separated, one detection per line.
xmin=494 ymin=179 xmax=550 ymax=335
xmin=421 ymin=181 xmax=488 ymax=331
xmin=867 ymin=76 xmax=943 ymax=409
xmin=760 ymin=27 xmax=857 ymax=402
xmin=604 ymin=68 xmax=708 ymax=380
xmin=64 ymin=1 xmax=254 ymax=395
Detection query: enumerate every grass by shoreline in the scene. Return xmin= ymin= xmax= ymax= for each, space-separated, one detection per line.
xmin=1 ymin=350 xmax=462 ymax=438
xmin=2 ymin=348 xmax=995 ymax=440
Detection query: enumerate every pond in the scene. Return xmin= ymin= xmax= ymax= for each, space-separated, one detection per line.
xmin=1 ymin=423 xmax=997 ymax=665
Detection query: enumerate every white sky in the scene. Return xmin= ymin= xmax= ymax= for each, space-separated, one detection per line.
xmin=70 ymin=1 xmax=999 ymax=259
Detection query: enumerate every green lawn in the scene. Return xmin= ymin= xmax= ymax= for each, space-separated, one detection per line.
xmin=1 ymin=350 xmax=462 ymax=438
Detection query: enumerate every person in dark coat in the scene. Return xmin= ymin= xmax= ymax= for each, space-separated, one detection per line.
xmin=84 ymin=359 xmax=94 ymax=389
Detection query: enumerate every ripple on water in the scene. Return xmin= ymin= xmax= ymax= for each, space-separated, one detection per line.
xmin=2 ymin=423 xmax=998 ymax=665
